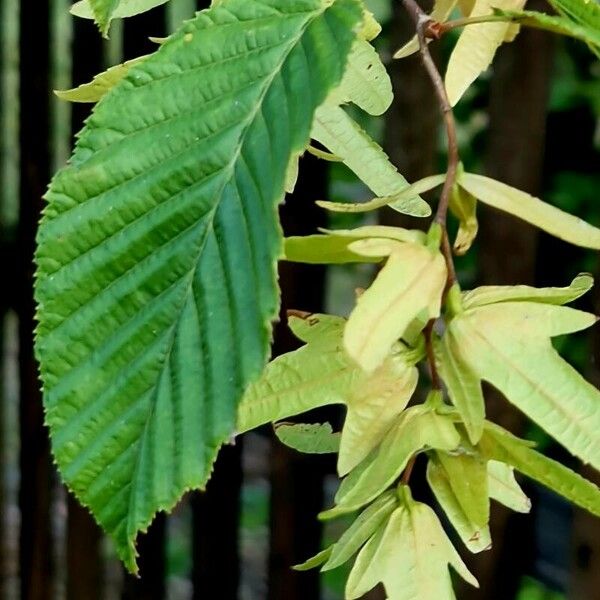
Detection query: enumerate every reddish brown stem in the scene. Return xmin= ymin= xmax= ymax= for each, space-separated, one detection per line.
xmin=401 ymin=0 xmax=459 ymax=289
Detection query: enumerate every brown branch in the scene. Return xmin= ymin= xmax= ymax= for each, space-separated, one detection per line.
xmin=401 ymin=0 xmax=458 ymax=289
xmin=423 ymin=320 xmax=441 ymax=390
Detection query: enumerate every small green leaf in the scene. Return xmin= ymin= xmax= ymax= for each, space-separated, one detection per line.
xmin=487 ymin=460 xmax=531 ymax=513
xmin=479 ymin=422 xmax=600 ymax=517
xmin=462 ymin=273 xmax=594 ymax=310
xmin=435 ymin=332 xmax=485 ymax=444
xmin=345 ymin=523 xmax=386 ymax=599
xmin=316 ymin=174 xmax=443 ymax=213
xmin=327 ymin=38 xmax=393 ymax=115
xmin=449 ymin=183 xmax=478 ymax=255
xmin=344 ymin=239 xmax=446 ymax=372
xmin=445 ymin=0 xmax=527 ymax=105
xmin=293 ymin=546 xmax=333 ymax=571
xmin=275 ymin=422 xmax=340 ymax=454
xmin=427 ymin=457 xmax=491 ymax=553
xmin=339 ymin=354 xmax=418 ymax=474
xmin=86 ymin=0 xmax=121 ymax=35
xmin=460 ymin=173 xmax=600 ymax=249
xmin=287 ymin=312 xmax=347 ymax=346
xmin=283 ymin=234 xmax=384 ymax=265
xmin=311 ymin=104 xmax=431 ymax=217
xmin=323 ymin=407 xmax=460 ymax=516
xmin=435 ymin=450 xmax=489 ymax=527
xmin=324 ymin=490 xmax=397 ymax=570
xmin=448 ymin=301 xmax=600 ymax=469
xmin=55 ymin=56 xmax=147 ymax=103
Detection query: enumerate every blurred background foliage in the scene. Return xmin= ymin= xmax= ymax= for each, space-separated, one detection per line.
xmin=1 ymin=0 xmax=599 ymax=598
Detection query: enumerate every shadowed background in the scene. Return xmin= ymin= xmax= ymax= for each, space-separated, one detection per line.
xmin=1 ymin=0 xmax=599 ymax=598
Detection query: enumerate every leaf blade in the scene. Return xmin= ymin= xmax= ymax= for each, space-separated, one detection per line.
xmin=36 ymin=0 xmax=362 ymax=570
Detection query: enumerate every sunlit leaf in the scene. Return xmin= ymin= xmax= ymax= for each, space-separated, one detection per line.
xmin=487 ymin=460 xmax=531 ymax=513
xmin=347 ymin=486 xmax=478 ymax=599
xmin=55 ymin=55 xmax=148 ymax=102
xmin=275 ymin=422 xmax=340 ymax=454
xmin=236 ymin=314 xmax=357 ymax=434
xmin=339 ymin=354 xmax=418 ymax=474
xmin=445 ymin=0 xmax=526 ymax=106
xmin=323 ymin=406 xmax=460 ymax=516
xmin=346 ymin=522 xmax=386 ymax=598
xmin=427 ymin=457 xmax=491 ymax=552
xmin=447 ymin=301 xmax=600 ymax=469
xmin=435 ymin=325 xmax=485 ymax=444
xmin=316 ymin=174 xmax=443 ymax=213
xmin=436 ymin=449 xmax=489 ymax=527
xmin=462 ymin=273 xmax=593 ymax=310
xmin=311 ymin=104 xmax=431 ymax=217
xmin=324 ymin=490 xmax=397 ymax=570
xmin=460 ymin=173 xmax=600 ymax=249
xmin=480 ymin=422 xmax=600 ymax=517
xmin=293 ymin=546 xmax=333 ymax=571
xmin=328 ymin=38 xmax=393 ymax=115
xmin=344 ymin=239 xmax=446 ymax=372
xmin=449 ymin=183 xmax=478 ymax=255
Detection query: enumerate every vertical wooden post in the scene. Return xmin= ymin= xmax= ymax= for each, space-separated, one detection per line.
xmin=192 ymin=443 xmax=243 ymax=599
xmin=18 ymin=0 xmax=54 ymax=598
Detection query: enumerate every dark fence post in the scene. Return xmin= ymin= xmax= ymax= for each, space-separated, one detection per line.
xmin=18 ymin=0 xmax=54 ymax=598
xmin=192 ymin=443 xmax=243 ymax=598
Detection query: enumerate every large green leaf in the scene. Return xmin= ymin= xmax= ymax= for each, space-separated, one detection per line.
xmin=447 ymin=301 xmax=600 ymax=469
xmin=480 ymin=422 xmax=600 ymax=516
xmin=344 ymin=238 xmax=446 ymax=372
xmin=35 ymin=0 xmax=362 ymax=571
xmin=547 ymin=0 xmax=600 ymax=56
xmin=460 ymin=173 xmax=600 ymax=249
